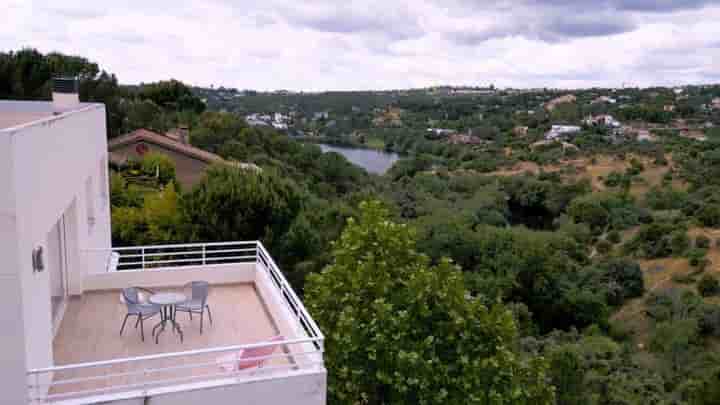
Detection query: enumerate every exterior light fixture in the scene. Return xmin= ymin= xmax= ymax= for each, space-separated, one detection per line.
xmin=32 ymin=246 xmax=45 ymax=272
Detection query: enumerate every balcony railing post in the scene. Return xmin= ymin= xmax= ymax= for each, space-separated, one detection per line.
xmin=202 ymin=244 xmax=206 ymax=265
xmin=141 ymin=248 xmax=145 ymax=270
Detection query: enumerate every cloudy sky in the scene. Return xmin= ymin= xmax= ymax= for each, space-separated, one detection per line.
xmin=3 ymin=0 xmax=720 ymax=90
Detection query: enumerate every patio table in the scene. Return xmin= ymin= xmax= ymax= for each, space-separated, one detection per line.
xmin=150 ymin=292 xmax=186 ymax=344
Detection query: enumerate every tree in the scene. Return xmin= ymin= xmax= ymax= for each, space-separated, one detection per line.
xmin=140 ymin=152 xmax=176 ymax=185
xmin=698 ymin=274 xmax=720 ymax=297
xmin=306 ymin=201 xmax=554 ymax=405
xmin=181 ymin=165 xmax=302 ymax=248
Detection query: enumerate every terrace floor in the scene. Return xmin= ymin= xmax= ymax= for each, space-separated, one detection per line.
xmin=49 ymin=283 xmax=287 ymax=399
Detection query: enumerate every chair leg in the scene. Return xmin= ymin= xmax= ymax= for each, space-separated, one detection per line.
xmin=200 ymin=311 xmax=204 ymax=335
xmin=135 ymin=316 xmax=141 ymax=329
xmin=120 ymin=314 xmax=130 ymax=336
xmin=189 ymin=311 xmax=192 ymax=320
xmin=206 ymin=305 xmax=213 ymax=324
xmin=140 ymin=317 xmax=145 ymax=342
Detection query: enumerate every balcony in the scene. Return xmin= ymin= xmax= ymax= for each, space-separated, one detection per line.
xmin=27 ymin=241 xmax=325 ymax=404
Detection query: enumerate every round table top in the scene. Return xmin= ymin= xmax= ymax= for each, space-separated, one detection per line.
xmin=149 ymin=292 xmax=187 ymax=305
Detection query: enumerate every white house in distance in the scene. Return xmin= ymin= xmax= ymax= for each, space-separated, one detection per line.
xmin=545 ymin=125 xmax=582 ymax=140
xmin=0 ymin=79 xmax=325 ymax=404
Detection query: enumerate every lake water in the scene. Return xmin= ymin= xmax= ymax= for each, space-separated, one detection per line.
xmin=318 ymin=144 xmax=400 ymax=174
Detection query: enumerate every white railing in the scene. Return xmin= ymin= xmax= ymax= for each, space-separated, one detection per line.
xmin=27 ymin=338 xmax=324 ymax=403
xmin=86 ymin=241 xmax=259 ymax=272
xmin=30 ymin=241 xmax=325 ymax=403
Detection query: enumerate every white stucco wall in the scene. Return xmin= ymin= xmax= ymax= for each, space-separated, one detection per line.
xmin=0 ymin=102 xmax=111 ymax=403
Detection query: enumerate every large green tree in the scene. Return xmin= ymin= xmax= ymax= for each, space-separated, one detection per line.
xmin=306 ymin=200 xmax=554 ymax=405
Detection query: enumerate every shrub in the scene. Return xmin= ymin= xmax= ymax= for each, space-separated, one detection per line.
xmin=697 ymin=204 xmax=720 ymax=227
xmin=687 ymin=248 xmax=708 ymax=267
xmin=140 ymin=153 xmax=176 ymax=184
xmin=607 ymin=230 xmax=621 ymax=244
xmin=597 ymin=240 xmax=612 ymax=254
xmin=695 ymin=235 xmax=711 ymax=249
xmin=698 ymin=275 xmax=720 ymax=297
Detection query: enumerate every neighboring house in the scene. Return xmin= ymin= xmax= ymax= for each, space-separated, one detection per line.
xmin=447 ymin=132 xmax=487 ymax=145
xmin=108 ymin=128 xmax=259 ymax=188
xmin=591 ymin=96 xmax=617 ymax=104
xmin=0 ymin=79 xmax=326 ymax=404
xmin=636 ymin=129 xmax=657 ymax=142
xmin=584 ymin=114 xmax=622 ymax=128
xmin=545 ymin=125 xmax=582 ymax=140
xmin=712 ymin=98 xmax=720 ymax=110
xmin=664 ymin=104 xmax=676 ymax=112
xmin=427 ymin=128 xmax=456 ymax=137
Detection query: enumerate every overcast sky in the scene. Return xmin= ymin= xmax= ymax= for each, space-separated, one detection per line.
xmin=3 ymin=0 xmax=720 ymax=91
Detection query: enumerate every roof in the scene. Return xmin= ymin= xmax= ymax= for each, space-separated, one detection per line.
xmin=108 ymin=128 xmax=259 ymax=171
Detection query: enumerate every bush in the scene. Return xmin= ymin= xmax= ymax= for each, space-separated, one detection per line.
xmin=697 ymin=204 xmax=720 ymax=227
xmin=607 ymin=230 xmax=621 ymax=244
xmin=695 ymin=235 xmax=711 ymax=249
xmin=597 ymin=240 xmax=612 ymax=254
xmin=140 ymin=153 xmax=176 ymax=184
xmin=698 ymin=275 xmax=720 ymax=297
xmin=687 ymin=248 xmax=708 ymax=267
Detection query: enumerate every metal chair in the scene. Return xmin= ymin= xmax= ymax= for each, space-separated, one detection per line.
xmin=120 ymin=287 xmax=160 ymax=342
xmin=176 ymin=281 xmax=213 ymax=334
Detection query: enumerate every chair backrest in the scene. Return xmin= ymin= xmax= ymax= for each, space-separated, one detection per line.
xmin=122 ymin=287 xmax=141 ymax=305
xmin=187 ymin=281 xmax=210 ymax=304
xmin=237 ymin=335 xmax=285 ymax=370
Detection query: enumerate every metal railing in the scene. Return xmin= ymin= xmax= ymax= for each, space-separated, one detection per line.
xmin=27 ymin=338 xmax=324 ymax=403
xmin=86 ymin=241 xmax=259 ymax=272
xmin=30 ymin=241 xmax=325 ymax=403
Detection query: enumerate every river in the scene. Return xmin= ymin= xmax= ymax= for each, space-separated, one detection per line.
xmin=318 ymin=144 xmax=400 ymax=174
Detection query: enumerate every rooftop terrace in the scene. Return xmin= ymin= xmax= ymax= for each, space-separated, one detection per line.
xmin=28 ymin=241 xmax=325 ymax=404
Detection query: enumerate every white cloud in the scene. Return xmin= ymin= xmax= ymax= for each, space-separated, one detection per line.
xmin=0 ymin=0 xmax=718 ymax=90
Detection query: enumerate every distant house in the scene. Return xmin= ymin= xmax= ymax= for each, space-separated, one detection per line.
xmin=313 ymin=111 xmax=330 ymax=120
xmin=664 ymin=104 xmax=676 ymax=112
xmin=108 ymin=128 xmax=259 ymax=188
xmin=712 ymin=98 xmax=720 ymax=110
xmin=545 ymin=125 xmax=581 ymax=140
xmin=447 ymin=132 xmax=486 ymax=145
xmin=584 ymin=114 xmax=622 ymax=128
xmin=636 ymin=129 xmax=657 ymax=142
xmin=591 ymin=96 xmax=617 ymax=104
xmin=427 ymin=128 xmax=456 ymax=137
xmin=513 ymin=126 xmax=529 ymax=136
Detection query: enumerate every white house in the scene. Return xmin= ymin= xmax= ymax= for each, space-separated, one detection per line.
xmin=545 ymin=125 xmax=582 ymax=140
xmin=1 ymin=79 xmax=325 ymax=404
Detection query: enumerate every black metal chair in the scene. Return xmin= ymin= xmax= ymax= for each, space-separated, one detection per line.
xmin=176 ymin=281 xmax=212 ymax=334
xmin=120 ymin=287 xmax=160 ymax=342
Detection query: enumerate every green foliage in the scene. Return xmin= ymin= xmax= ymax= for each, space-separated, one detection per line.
xmin=182 ymin=165 xmax=302 ymax=248
xmin=306 ymin=201 xmax=554 ymax=405
xmin=111 ymin=183 xmax=183 ymax=245
xmin=607 ymin=230 xmax=621 ymax=244
xmin=644 ymin=186 xmax=689 ymax=211
xmin=596 ymin=240 xmax=612 ymax=254
xmin=695 ymin=235 xmax=711 ymax=249
xmin=140 ymin=153 xmax=177 ymax=184
xmin=698 ymin=274 xmax=720 ymax=297
xmin=650 ymin=319 xmax=699 ymax=373
xmin=624 ymin=222 xmax=689 ymax=258
xmin=568 ymin=192 xmax=638 ymax=233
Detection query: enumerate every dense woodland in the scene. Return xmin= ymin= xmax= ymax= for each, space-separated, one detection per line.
xmin=4 ymin=48 xmax=720 ymax=404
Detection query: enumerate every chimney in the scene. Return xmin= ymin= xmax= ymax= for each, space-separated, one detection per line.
xmin=52 ymin=77 xmax=80 ymax=112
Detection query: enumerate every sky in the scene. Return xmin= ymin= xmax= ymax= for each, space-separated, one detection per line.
xmin=3 ymin=0 xmax=720 ymax=91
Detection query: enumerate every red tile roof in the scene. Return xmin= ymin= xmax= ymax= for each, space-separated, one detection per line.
xmin=108 ymin=129 xmax=259 ymax=171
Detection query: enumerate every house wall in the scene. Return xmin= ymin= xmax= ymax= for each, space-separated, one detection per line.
xmin=0 ymin=103 xmax=111 ymax=403
xmin=109 ymin=142 xmax=210 ymax=188
xmin=0 ymin=133 xmax=28 ymax=404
